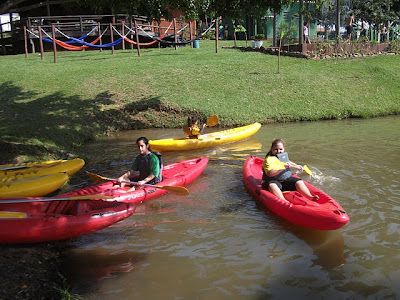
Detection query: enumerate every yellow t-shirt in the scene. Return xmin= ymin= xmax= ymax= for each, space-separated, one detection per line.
xmin=263 ymin=155 xmax=286 ymax=173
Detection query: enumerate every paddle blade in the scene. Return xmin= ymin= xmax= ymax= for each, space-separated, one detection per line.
xmin=206 ymin=115 xmax=219 ymax=127
xmin=157 ymin=185 xmax=189 ymax=196
xmin=0 ymin=211 xmax=27 ymax=218
xmin=303 ymin=165 xmax=313 ymax=176
xmin=86 ymin=171 xmax=107 ymax=183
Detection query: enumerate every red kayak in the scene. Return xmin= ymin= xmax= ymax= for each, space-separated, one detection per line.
xmin=58 ymin=157 xmax=209 ymax=204
xmin=243 ymin=156 xmax=349 ymax=230
xmin=0 ymin=199 xmax=135 ymax=244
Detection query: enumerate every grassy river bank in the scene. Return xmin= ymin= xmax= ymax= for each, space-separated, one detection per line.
xmin=0 ymin=40 xmax=399 ymax=299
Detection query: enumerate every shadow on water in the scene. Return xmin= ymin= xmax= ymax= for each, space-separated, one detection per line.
xmin=61 ymin=247 xmax=146 ymax=295
xmin=253 ymin=197 xmax=345 ymax=270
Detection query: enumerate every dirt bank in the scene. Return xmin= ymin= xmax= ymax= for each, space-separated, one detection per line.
xmin=0 ymin=243 xmax=65 ymax=300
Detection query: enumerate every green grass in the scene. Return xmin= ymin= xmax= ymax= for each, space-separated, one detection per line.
xmin=1 ymin=39 xmax=399 ymax=161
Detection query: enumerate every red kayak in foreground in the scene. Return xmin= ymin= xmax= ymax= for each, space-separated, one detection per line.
xmin=58 ymin=157 xmax=209 ymax=204
xmin=243 ymin=156 xmax=349 ymax=230
xmin=0 ymin=199 xmax=135 ymax=244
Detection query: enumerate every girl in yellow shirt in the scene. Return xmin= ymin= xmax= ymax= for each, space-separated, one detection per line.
xmin=263 ymin=139 xmax=319 ymax=202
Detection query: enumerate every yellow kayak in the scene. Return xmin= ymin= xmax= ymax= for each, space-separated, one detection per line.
xmin=0 ymin=173 xmax=69 ymax=198
xmin=0 ymin=158 xmax=85 ymax=179
xmin=149 ymin=122 xmax=262 ymax=151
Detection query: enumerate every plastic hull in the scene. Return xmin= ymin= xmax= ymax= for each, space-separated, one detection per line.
xmin=149 ymin=123 xmax=261 ymax=151
xmin=0 ymin=158 xmax=85 ymax=178
xmin=0 ymin=199 xmax=135 ymax=244
xmin=243 ymin=156 xmax=349 ymax=230
xmin=58 ymin=157 xmax=209 ymax=204
xmin=0 ymin=173 xmax=69 ymax=198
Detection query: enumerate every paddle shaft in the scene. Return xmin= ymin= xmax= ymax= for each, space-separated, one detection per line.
xmin=108 ymin=177 xmax=165 ymax=189
xmin=0 ymin=195 xmax=113 ymax=204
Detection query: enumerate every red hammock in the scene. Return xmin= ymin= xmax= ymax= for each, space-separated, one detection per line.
xmin=54 ymin=35 xmax=102 ymax=51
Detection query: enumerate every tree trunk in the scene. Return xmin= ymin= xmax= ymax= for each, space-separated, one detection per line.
xmin=336 ymin=0 xmax=340 ymax=40
xmin=299 ymin=0 xmax=304 ymax=44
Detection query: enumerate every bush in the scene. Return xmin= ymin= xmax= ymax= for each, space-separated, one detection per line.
xmin=251 ymin=33 xmax=265 ymax=41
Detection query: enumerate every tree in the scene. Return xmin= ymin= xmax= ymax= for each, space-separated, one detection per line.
xmin=309 ymin=0 xmax=352 ymax=40
xmin=352 ymin=0 xmax=399 ymax=25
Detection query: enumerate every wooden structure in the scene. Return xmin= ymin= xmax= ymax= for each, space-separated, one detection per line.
xmin=1 ymin=14 xmax=195 ymax=55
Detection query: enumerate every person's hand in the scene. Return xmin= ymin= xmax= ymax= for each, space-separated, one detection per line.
xmin=137 ymin=180 xmax=146 ymax=186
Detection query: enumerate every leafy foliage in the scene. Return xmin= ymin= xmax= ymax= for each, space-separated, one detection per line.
xmin=352 ymin=0 xmax=399 ymax=25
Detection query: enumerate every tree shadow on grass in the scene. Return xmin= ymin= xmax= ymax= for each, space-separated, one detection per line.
xmin=0 ymin=81 xmax=201 ymax=163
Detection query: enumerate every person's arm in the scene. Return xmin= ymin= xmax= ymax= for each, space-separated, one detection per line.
xmin=199 ymin=123 xmax=207 ymax=134
xmin=118 ymin=157 xmax=139 ymax=186
xmin=287 ymin=161 xmax=304 ymax=171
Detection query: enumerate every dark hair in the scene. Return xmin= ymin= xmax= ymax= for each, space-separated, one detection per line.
xmin=187 ymin=116 xmax=198 ymax=127
xmin=136 ymin=136 xmax=149 ymax=145
xmin=136 ymin=137 xmax=151 ymax=151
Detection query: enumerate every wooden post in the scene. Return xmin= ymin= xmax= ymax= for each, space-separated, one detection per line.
xmin=51 ymin=24 xmax=57 ymax=63
xmin=121 ymin=21 xmax=125 ymax=50
xmin=38 ymin=25 xmax=44 ymax=60
xmin=173 ymin=18 xmax=178 ymax=50
xmin=134 ymin=19 xmax=141 ymax=57
xmin=23 ymin=25 xmax=28 ymax=57
xmin=98 ymin=22 xmax=102 ymax=52
xmin=130 ymin=18 xmax=134 ymax=50
xmin=28 ymin=19 xmax=35 ymax=53
xmin=109 ymin=23 xmax=114 ymax=55
xmin=189 ymin=21 xmax=193 ymax=48
xmin=215 ymin=18 xmax=219 ymax=53
xmin=158 ymin=21 xmax=161 ymax=49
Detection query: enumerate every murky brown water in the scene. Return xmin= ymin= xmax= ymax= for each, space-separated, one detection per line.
xmin=61 ymin=116 xmax=400 ymax=299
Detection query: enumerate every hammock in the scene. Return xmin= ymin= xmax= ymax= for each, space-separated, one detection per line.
xmin=121 ymin=21 xmax=173 ymax=47
xmin=30 ymin=27 xmax=105 ymax=51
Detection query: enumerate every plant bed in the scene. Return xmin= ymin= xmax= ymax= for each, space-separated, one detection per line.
xmin=227 ymin=41 xmax=398 ymax=59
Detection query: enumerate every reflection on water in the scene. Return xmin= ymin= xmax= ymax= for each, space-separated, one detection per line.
xmin=62 ymin=116 xmax=400 ymax=299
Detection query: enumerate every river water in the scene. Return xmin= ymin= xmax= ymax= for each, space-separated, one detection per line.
xmin=61 ymin=116 xmax=400 ymax=299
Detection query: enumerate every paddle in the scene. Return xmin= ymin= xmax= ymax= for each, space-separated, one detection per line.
xmin=184 ymin=115 xmax=219 ymax=135
xmin=0 ymin=211 xmax=27 ymax=218
xmin=277 ymin=152 xmax=313 ymax=176
xmin=0 ymin=195 xmax=114 ymax=204
xmin=86 ymin=171 xmax=189 ymax=196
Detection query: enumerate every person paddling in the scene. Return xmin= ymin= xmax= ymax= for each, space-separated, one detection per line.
xmin=262 ymin=139 xmax=319 ymax=202
xmin=118 ymin=137 xmax=161 ymax=190
xmin=184 ymin=116 xmax=207 ymax=139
